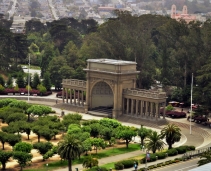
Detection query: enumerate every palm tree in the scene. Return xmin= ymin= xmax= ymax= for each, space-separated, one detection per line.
xmin=138 ymin=125 xmax=152 ymax=146
xmin=146 ymin=131 xmax=165 ymax=153
xmin=198 ymin=150 xmax=211 ymax=166
xmin=161 ymin=124 xmax=181 ymax=149
xmin=57 ymin=134 xmax=82 ymax=171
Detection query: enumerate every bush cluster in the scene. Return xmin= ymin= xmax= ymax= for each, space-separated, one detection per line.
xmin=138 ymin=158 xmax=183 ymax=170
xmin=114 ymin=159 xmax=139 ymax=170
xmin=0 ymin=88 xmax=52 ymax=96
xmin=140 ymin=145 xmax=195 ymax=164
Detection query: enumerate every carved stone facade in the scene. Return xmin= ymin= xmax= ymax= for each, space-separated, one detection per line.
xmin=62 ymin=59 xmax=167 ymax=121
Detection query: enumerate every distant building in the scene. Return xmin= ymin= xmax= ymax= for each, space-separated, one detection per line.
xmin=171 ymin=5 xmax=196 ymax=23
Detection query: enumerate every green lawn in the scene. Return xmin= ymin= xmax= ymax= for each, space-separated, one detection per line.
xmin=24 ymin=143 xmax=140 ymax=171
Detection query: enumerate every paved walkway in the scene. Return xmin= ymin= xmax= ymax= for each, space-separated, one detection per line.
xmin=2 ymin=96 xmax=211 ymax=171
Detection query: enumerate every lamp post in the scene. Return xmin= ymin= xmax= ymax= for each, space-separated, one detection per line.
xmin=27 ymin=54 xmax=30 ymax=102
xmin=190 ymin=73 xmax=193 ymax=134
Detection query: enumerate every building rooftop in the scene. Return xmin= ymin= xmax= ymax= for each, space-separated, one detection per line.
xmin=87 ymin=59 xmax=137 ymax=65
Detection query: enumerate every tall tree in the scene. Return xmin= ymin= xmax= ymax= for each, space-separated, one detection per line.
xmin=48 ymin=56 xmax=72 ymax=90
xmin=161 ymin=124 xmax=181 ymax=149
xmin=32 ymin=73 xmax=40 ymax=89
xmin=57 ymin=134 xmax=82 ymax=171
xmin=138 ymin=125 xmax=152 ymax=147
xmin=40 ymin=43 xmax=55 ymax=77
xmin=42 ymin=72 xmax=51 ymax=91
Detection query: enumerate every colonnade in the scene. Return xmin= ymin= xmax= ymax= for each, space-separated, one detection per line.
xmin=62 ymin=88 xmax=85 ymax=106
xmin=122 ymin=98 xmax=165 ymax=120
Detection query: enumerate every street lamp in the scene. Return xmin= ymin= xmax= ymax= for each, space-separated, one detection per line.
xmin=190 ymin=73 xmax=193 ymax=134
xmin=27 ymin=54 xmax=30 ymax=102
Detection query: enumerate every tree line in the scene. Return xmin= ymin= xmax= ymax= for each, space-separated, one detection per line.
xmin=1 ymin=11 xmax=211 ymax=107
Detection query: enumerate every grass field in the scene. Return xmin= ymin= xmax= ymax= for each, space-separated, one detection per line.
xmin=24 ymin=143 xmax=141 ymax=171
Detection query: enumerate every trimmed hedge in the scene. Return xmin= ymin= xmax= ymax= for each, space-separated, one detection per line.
xmin=175 ymin=146 xmax=187 ymax=154
xmin=115 ymin=159 xmax=139 ymax=169
xmin=166 ymin=148 xmax=178 ymax=156
xmin=114 ymin=163 xmax=124 ymax=170
xmin=155 ymin=152 xmax=166 ymax=159
xmin=87 ymin=166 xmax=108 ymax=171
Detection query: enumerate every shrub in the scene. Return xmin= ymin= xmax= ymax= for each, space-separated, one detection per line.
xmin=157 ymin=163 xmax=162 ymax=167
xmin=184 ymin=145 xmax=195 ymax=151
xmin=175 ymin=146 xmax=187 ymax=154
xmin=155 ymin=152 xmax=166 ymax=159
xmin=189 ymin=146 xmax=195 ymax=151
xmin=165 ymin=161 xmax=170 ymax=165
xmin=87 ymin=166 xmax=108 ymax=171
xmin=0 ymin=84 xmax=5 ymax=92
xmin=166 ymin=104 xmax=174 ymax=111
xmin=175 ymin=157 xmax=183 ymax=161
xmin=114 ymin=162 xmax=124 ymax=170
xmin=119 ymin=159 xmax=138 ymax=168
xmin=166 ymin=148 xmax=178 ymax=156
xmin=148 ymin=165 xmax=155 ymax=169
xmin=139 ymin=168 xmax=145 ymax=171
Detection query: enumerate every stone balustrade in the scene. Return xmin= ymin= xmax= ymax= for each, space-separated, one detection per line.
xmin=123 ymin=88 xmax=166 ymax=99
xmin=62 ymin=79 xmax=86 ymax=88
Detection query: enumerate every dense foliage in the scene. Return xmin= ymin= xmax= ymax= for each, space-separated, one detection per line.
xmin=1 ymin=12 xmax=211 ymax=108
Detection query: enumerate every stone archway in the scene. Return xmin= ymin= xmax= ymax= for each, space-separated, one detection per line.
xmin=90 ymin=81 xmax=114 ymax=109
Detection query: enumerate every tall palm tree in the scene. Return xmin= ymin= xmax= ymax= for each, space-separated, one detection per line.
xmin=161 ymin=124 xmax=181 ymax=149
xmin=57 ymin=134 xmax=82 ymax=171
xmin=146 ymin=131 xmax=165 ymax=153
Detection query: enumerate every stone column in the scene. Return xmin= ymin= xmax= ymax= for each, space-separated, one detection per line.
xmin=126 ymin=98 xmax=129 ymax=114
xmin=131 ymin=99 xmax=134 ymax=115
xmin=163 ymin=102 xmax=166 ymax=119
xmin=145 ymin=101 xmax=148 ymax=118
xmin=140 ymin=100 xmax=143 ymax=117
xmin=112 ymin=82 xmax=118 ymax=119
xmin=122 ymin=98 xmax=125 ymax=114
xmin=78 ymin=90 xmax=80 ymax=106
xmin=62 ymin=88 xmax=65 ymax=103
xmin=74 ymin=89 xmax=76 ymax=105
xmin=155 ymin=103 xmax=159 ymax=121
xmin=70 ymin=89 xmax=72 ymax=104
xmin=81 ymin=91 xmax=84 ymax=106
xmin=150 ymin=102 xmax=153 ymax=119
xmin=158 ymin=103 xmax=160 ymax=118
xmin=135 ymin=99 xmax=139 ymax=116
xmin=66 ymin=88 xmax=68 ymax=103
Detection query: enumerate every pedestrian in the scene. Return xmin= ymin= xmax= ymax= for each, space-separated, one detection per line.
xmin=134 ymin=162 xmax=137 ymax=171
xmin=56 ymin=99 xmax=58 ymax=104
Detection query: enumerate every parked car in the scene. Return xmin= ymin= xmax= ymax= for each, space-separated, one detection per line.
xmin=165 ymin=111 xmax=186 ymax=118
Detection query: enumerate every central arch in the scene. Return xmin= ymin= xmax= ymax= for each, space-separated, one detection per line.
xmin=90 ymin=81 xmax=114 ymax=109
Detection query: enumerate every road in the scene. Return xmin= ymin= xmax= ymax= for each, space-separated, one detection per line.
xmin=22 ymin=68 xmax=41 ymax=77
xmin=47 ymin=0 xmax=59 ymax=20
xmin=8 ymin=0 xmax=17 ymax=20
xmin=152 ymin=158 xmax=199 ymax=171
